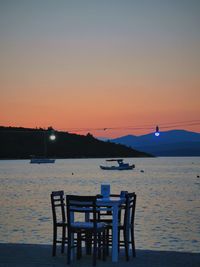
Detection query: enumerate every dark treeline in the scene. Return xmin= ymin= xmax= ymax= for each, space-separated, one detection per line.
xmin=0 ymin=126 xmax=151 ymax=159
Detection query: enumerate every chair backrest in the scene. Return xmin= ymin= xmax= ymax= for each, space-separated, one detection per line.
xmin=96 ymin=194 xmax=122 ymax=222
xmin=51 ymin=190 xmax=66 ymax=224
xmin=123 ymin=192 xmax=137 ymax=228
xmin=66 ymin=195 xmax=98 ymax=228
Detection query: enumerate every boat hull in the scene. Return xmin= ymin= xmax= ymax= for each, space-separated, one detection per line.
xmin=30 ymin=158 xmax=55 ymax=164
xmin=100 ymin=164 xmax=135 ymax=170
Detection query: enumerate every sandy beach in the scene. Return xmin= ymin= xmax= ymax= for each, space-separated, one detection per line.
xmin=0 ymin=243 xmax=199 ymax=267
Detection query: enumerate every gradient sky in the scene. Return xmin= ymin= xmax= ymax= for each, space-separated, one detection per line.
xmin=1 ymin=0 xmax=200 ymax=137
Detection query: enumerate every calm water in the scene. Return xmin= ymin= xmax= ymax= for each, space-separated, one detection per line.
xmin=0 ymin=157 xmax=200 ymax=253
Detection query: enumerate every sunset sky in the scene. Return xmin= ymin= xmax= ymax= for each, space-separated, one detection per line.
xmin=1 ymin=0 xmax=200 ymax=137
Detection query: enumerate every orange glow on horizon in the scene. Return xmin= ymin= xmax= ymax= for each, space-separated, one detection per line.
xmin=1 ymin=1 xmax=200 ymax=138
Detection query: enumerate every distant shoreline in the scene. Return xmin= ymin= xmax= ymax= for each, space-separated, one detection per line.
xmin=1 ymin=155 xmax=200 ymax=161
xmin=0 ymin=126 xmax=152 ymax=158
xmin=0 ymin=156 xmax=154 ymax=161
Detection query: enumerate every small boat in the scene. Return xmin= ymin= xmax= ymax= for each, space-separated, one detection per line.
xmin=100 ymin=159 xmax=135 ymax=170
xmin=30 ymin=158 xmax=55 ymax=164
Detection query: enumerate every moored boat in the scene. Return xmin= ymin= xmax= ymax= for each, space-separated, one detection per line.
xmin=30 ymin=158 xmax=55 ymax=164
xmin=100 ymin=159 xmax=135 ymax=170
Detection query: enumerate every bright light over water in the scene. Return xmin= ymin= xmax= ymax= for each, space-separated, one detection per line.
xmin=155 ymin=132 xmax=160 ymax=137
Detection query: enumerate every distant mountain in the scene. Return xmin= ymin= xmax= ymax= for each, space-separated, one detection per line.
xmin=110 ymin=130 xmax=200 ymax=156
xmin=0 ymin=126 xmax=151 ymax=159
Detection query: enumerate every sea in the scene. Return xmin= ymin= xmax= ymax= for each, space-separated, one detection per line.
xmin=0 ymin=157 xmax=199 ymax=253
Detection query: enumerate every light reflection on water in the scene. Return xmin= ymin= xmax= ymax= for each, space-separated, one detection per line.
xmin=0 ymin=157 xmax=200 ymax=252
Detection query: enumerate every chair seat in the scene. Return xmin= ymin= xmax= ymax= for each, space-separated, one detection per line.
xmin=71 ymin=222 xmax=107 ymax=229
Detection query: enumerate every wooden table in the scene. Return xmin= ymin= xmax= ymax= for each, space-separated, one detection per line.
xmin=97 ymin=197 xmax=125 ymax=262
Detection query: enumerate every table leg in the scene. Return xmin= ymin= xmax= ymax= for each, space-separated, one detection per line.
xmin=70 ymin=212 xmax=75 ymax=260
xmin=112 ymin=204 xmax=118 ymax=262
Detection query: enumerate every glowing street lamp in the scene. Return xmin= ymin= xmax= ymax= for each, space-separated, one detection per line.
xmin=30 ymin=128 xmax=57 ymax=163
xmin=49 ymin=130 xmax=56 ymax=141
xmin=44 ymin=129 xmax=56 ymax=157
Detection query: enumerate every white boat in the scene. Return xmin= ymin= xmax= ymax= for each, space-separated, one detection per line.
xmin=30 ymin=158 xmax=55 ymax=164
xmin=100 ymin=159 xmax=135 ymax=170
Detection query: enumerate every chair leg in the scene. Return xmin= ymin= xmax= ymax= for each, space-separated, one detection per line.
xmin=98 ymin=233 xmax=102 ymax=259
xmin=52 ymin=226 xmax=57 ymax=256
xmin=86 ymin=232 xmax=92 ymax=255
xmin=93 ymin=233 xmax=97 ymax=266
xmin=77 ymin=232 xmax=82 ymax=260
xmin=103 ymin=231 xmax=106 ymax=261
xmin=106 ymin=228 xmax=109 ymax=256
xmin=123 ymin=229 xmax=129 ymax=261
xmin=61 ymin=225 xmax=66 ymax=254
xmin=131 ymin=227 xmax=136 ymax=257
xmin=118 ymin=229 xmax=120 ymax=252
xmin=67 ymin=232 xmax=71 ymax=265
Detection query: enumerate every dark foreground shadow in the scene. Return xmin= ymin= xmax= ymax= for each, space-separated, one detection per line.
xmin=0 ymin=243 xmax=199 ymax=267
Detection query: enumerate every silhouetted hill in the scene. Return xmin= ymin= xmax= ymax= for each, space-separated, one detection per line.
xmin=0 ymin=126 xmax=151 ymax=159
xmin=111 ymin=130 xmax=200 ymax=156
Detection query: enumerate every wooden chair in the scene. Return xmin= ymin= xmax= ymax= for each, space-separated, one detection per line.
xmin=118 ymin=192 xmax=137 ymax=260
xmin=96 ymin=193 xmax=124 ymax=223
xmin=97 ymin=192 xmax=137 ymax=261
xmin=50 ymin=190 xmax=68 ymax=256
xmin=66 ymin=195 xmax=108 ymax=266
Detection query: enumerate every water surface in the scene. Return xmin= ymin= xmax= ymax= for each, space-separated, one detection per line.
xmin=0 ymin=157 xmax=199 ymax=253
